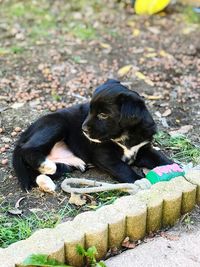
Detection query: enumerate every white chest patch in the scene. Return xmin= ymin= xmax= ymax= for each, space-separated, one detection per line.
xmin=114 ymin=140 xmax=149 ymax=163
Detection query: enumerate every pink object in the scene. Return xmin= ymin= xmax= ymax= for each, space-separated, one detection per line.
xmin=154 ymin=164 xmax=183 ymax=177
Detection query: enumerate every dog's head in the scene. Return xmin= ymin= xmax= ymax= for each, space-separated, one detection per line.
xmin=82 ymin=79 xmax=156 ymax=143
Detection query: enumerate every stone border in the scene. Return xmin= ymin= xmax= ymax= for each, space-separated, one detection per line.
xmin=0 ymin=170 xmax=200 ymax=267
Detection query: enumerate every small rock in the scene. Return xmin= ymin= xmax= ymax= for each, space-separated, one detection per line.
xmin=14 ymin=127 xmax=22 ymax=132
xmin=11 ymin=132 xmax=17 ymax=137
xmin=1 ymin=159 xmax=8 ymax=165
xmin=162 ymin=109 xmax=172 ymax=117
xmin=0 ymin=147 xmax=6 ymax=153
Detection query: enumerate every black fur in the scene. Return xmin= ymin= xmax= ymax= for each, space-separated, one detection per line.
xmin=13 ymin=79 xmax=173 ymax=190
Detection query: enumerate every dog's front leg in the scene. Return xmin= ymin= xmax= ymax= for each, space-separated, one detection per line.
xmin=92 ymin=147 xmax=142 ymax=183
xmin=134 ymin=144 xmax=173 ymax=169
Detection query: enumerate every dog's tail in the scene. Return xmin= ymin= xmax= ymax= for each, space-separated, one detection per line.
xmin=12 ymin=145 xmax=38 ymax=191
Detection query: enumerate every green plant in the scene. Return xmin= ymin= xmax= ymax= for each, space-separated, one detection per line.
xmin=23 ymin=254 xmax=71 ymax=266
xmin=76 ymin=245 xmax=107 ymax=267
xmin=70 ymin=24 xmax=97 ymax=40
xmin=0 ymin=204 xmax=78 ymax=248
xmin=154 ymin=131 xmax=200 ymax=164
xmin=184 ymin=7 xmax=200 ymax=24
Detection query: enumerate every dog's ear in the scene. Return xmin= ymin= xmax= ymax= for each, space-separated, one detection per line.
xmin=105 ymin=79 xmax=120 ymax=85
xmin=118 ymin=91 xmax=145 ymax=127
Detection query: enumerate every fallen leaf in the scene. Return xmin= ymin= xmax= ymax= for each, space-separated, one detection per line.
xmin=169 ymin=125 xmax=193 ymax=137
xmin=99 ymin=42 xmax=111 ymax=49
xmin=145 ymin=53 xmax=157 ymax=58
xmin=160 ymin=232 xmax=179 ymax=241
xmin=132 ymin=29 xmax=140 ymax=37
xmin=8 ymin=208 xmax=22 ymax=215
xmin=122 ymin=237 xmax=136 ymax=249
xmin=159 ymin=50 xmax=172 ymax=58
xmin=126 ymin=21 xmax=135 ymax=27
xmin=118 ymin=65 xmax=132 ymax=77
xmin=15 ymin=197 xmax=25 ymax=209
xmin=135 ymin=71 xmax=146 ymax=80
xmin=162 ymin=109 xmax=172 ymax=117
xmin=142 ymin=93 xmax=162 ymax=100
xmin=135 ymin=72 xmax=154 ymax=86
xmin=146 ymin=47 xmax=155 ymax=52
xmin=69 ymin=193 xmax=86 ymax=206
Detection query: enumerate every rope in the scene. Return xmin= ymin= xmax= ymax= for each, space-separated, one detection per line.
xmin=61 ymin=177 xmax=151 ymax=195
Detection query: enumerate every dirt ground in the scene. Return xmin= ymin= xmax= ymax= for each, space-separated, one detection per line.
xmin=0 ymin=0 xmax=200 ymax=243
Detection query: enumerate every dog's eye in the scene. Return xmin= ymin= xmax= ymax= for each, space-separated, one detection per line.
xmin=97 ymin=113 xmax=109 ymax=120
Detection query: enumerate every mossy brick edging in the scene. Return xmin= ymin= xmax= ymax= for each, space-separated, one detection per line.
xmin=0 ymin=170 xmax=200 ymax=267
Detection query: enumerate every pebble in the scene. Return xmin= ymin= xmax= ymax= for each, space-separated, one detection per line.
xmin=14 ymin=127 xmax=22 ymax=132
xmin=1 ymin=159 xmax=8 ymax=165
xmin=0 ymin=147 xmax=6 ymax=153
xmin=11 ymin=132 xmax=17 ymax=137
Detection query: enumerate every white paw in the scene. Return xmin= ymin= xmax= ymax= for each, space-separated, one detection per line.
xmin=38 ymin=159 xmax=57 ymax=175
xmin=36 ymin=174 xmax=56 ymax=193
xmin=73 ymin=158 xmax=86 ymax=172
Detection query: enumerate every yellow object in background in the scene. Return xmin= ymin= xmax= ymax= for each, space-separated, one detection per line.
xmin=135 ymin=0 xmax=171 ymax=15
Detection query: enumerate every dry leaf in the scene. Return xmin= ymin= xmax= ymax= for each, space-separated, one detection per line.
xmin=122 ymin=237 xmax=136 ymax=249
xmin=146 ymin=47 xmax=155 ymax=52
xmin=69 ymin=193 xmax=86 ymax=206
xmin=8 ymin=208 xmax=22 ymax=215
xmin=132 ymin=29 xmax=140 ymax=37
xmin=160 ymin=232 xmax=179 ymax=241
xmin=142 ymin=93 xmax=162 ymax=100
xmin=135 ymin=71 xmax=154 ymax=86
xmin=162 ymin=109 xmax=172 ymax=117
xmin=99 ymin=42 xmax=111 ymax=49
xmin=118 ymin=65 xmax=132 ymax=77
xmin=169 ymin=125 xmax=193 ymax=137
xmin=126 ymin=21 xmax=135 ymax=27
xmin=159 ymin=50 xmax=172 ymax=58
xmin=15 ymin=197 xmax=25 ymax=209
xmin=135 ymin=71 xmax=146 ymax=80
xmin=145 ymin=53 xmax=157 ymax=58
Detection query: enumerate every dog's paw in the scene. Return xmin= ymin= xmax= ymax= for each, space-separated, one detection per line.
xmin=72 ymin=158 xmax=86 ymax=172
xmin=36 ymin=174 xmax=56 ymax=193
xmin=38 ymin=159 xmax=57 ymax=175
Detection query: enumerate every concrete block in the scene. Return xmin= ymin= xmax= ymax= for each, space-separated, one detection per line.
xmin=55 ymin=221 xmax=85 ymax=267
xmin=185 ymin=169 xmax=200 ymax=204
xmin=151 ymin=182 xmax=182 ymax=227
xmin=169 ymin=176 xmax=197 ymax=214
xmin=24 ymin=228 xmax=65 ymax=263
xmin=114 ymin=196 xmax=147 ymax=241
xmin=0 ymin=232 xmax=64 ymax=267
xmin=96 ymin=205 xmax=126 ymax=248
xmin=137 ymin=190 xmax=163 ymax=233
xmin=73 ymin=211 xmax=108 ymax=261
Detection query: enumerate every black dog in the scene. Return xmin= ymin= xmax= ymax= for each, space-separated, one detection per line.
xmin=13 ymin=79 xmax=172 ymax=190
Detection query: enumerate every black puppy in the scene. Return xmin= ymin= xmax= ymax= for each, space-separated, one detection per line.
xmin=13 ymin=79 xmax=172 ymax=190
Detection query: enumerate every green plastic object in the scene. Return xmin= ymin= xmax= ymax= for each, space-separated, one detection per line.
xmin=146 ymin=163 xmax=185 ymax=185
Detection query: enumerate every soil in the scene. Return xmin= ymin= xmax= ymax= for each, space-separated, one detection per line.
xmin=0 ymin=1 xmax=200 ymax=230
